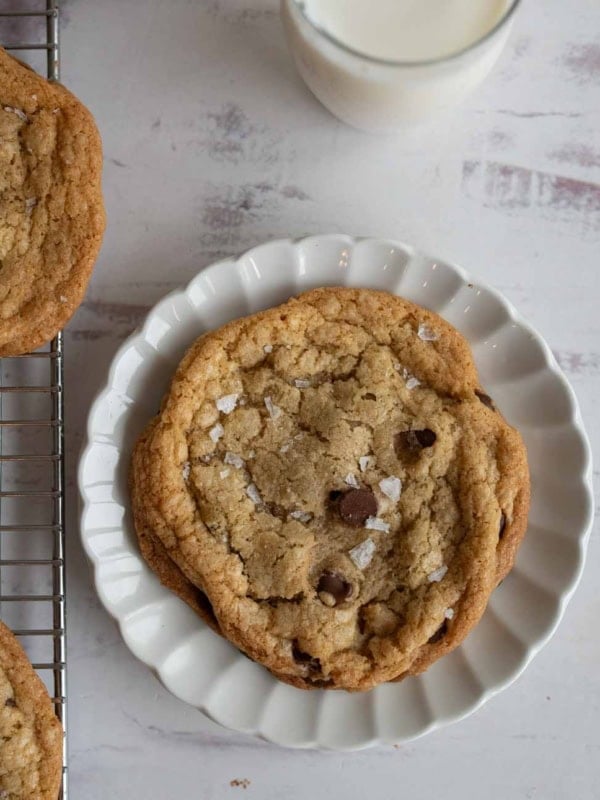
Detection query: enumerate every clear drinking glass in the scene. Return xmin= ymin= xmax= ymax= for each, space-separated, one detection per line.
xmin=281 ymin=0 xmax=522 ymax=133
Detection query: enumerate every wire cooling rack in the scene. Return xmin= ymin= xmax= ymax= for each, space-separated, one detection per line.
xmin=0 ymin=2 xmax=67 ymax=797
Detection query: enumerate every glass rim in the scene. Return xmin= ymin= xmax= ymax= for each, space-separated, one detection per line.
xmin=290 ymin=0 xmax=522 ymax=68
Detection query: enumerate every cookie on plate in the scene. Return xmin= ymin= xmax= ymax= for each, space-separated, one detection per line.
xmin=0 ymin=620 xmax=63 ymax=799
xmin=130 ymin=287 xmax=530 ymax=691
xmin=0 ymin=46 xmax=105 ymax=356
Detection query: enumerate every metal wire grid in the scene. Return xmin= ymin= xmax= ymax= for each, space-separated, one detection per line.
xmin=0 ymin=2 xmax=67 ymax=797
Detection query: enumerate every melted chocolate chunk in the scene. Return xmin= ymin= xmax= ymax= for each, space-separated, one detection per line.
xmin=395 ymin=428 xmax=437 ymax=455
xmin=338 ymin=488 xmax=378 ymax=526
xmin=499 ymin=512 xmax=507 ymax=539
xmin=475 ymin=390 xmax=495 ymax=410
xmin=317 ymin=571 xmax=352 ymax=605
xmin=292 ymin=641 xmax=321 ymax=672
xmin=428 ymin=619 xmax=448 ymax=644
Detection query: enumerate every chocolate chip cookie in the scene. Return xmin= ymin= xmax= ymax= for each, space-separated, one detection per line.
xmin=0 ymin=47 xmax=105 ymax=356
xmin=130 ymin=287 xmax=529 ymax=691
xmin=0 ymin=621 xmax=63 ymax=799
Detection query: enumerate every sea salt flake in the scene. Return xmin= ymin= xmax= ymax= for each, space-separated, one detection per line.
xmin=209 ymin=423 xmax=224 ymax=443
xmin=224 ymin=451 xmax=245 ymax=469
xmin=379 ymin=476 xmax=402 ymax=502
xmin=365 ymin=516 xmax=390 ymax=533
xmin=181 ymin=462 xmax=191 ymax=481
xmin=418 ymin=323 xmax=439 ymax=342
xmin=294 ymin=378 xmax=311 ymax=389
xmin=359 ymin=456 xmax=373 ymax=473
xmin=3 ymin=105 xmax=28 ymax=122
xmin=219 ymin=469 xmax=230 ymax=479
xmin=246 ymin=483 xmax=262 ymax=505
xmin=264 ymin=396 xmax=282 ymax=420
xmin=444 ymin=608 xmax=455 ymax=620
xmin=263 ymin=344 xmax=273 ymax=353
xmin=248 ymin=450 xmax=256 ymax=458
xmin=428 ymin=565 xmax=448 ymax=583
xmin=279 ymin=442 xmax=291 ymax=454
xmin=25 ymin=197 xmax=37 ymax=214
xmin=345 ymin=473 xmax=359 ymax=488
xmin=59 ymin=295 xmax=67 ymax=303
xmin=405 ymin=376 xmax=421 ymax=390
xmin=349 ymin=538 xmax=376 ymax=570
xmin=216 ymin=393 xmax=239 ymax=414
xmin=290 ymin=510 xmax=312 ymax=523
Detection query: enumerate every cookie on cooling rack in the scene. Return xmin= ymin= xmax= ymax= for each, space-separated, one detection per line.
xmin=0 ymin=46 xmax=105 ymax=356
xmin=0 ymin=620 xmax=63 ymax=799
xmin=130 ymin=287 xmax=530 ymax=691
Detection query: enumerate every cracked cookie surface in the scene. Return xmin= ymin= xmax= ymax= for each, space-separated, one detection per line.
xmin=0 ymin=621 xmax=62 ymax=799
xmin=0 ymin=47 xmax=105 ymax=356
xmin=130 ymin=287 xmax=529 ymax=691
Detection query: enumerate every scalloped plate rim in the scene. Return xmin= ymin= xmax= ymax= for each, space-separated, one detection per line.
xmin=79 ymin=234 xmax=594 ymax=750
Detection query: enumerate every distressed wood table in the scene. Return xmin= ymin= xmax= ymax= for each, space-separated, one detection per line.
xmin=58 ymin=1 xmax=599 ymax=796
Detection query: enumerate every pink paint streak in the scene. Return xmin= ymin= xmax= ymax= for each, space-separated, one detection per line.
xmin=462 ymin=160 xmax=600 ymax=229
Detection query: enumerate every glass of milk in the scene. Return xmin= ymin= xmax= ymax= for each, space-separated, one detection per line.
xmin=281 ymin=0 xmax=521 ymax=132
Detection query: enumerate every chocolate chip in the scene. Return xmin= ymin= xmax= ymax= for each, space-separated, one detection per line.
xmin=265 ymin=502 xmax=287 ymax=520
xmin=328 ymin=490 xmax=343 ymax=502
xmin=4 ymin=697 xmax=16 ymax=708
xmin=428 ymin=620 xmax=448 ymax=644
xmin=395 ymin=428 xmax=437 ymax=455
xmin=292 ymin=641 xmax=321 ymax=672
xmin=338 ymin=488 xmax=377 ymax=526
xmin=317 ymin=571 xmax=352 ymax=605
xmin=499 ymin=512 xmax=507 ymax=539
xmin=475 ymin=390 xmax=495 ymax=410
xmin=363 ymin=392 xmax=376 ymax=401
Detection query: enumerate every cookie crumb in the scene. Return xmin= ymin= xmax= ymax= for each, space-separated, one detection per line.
xmin=428 ymin=565 xmax=448 ymax=583
xmin=417 ymin=323 xmax=439 ymax=342
xmin=182 ymin=462 xmax=191 ymax=481
xmin=216 ymin=394 xmax=239 ymax=414
xmin=444 ymin=607 xmax=455 ymax=619
xmin=224 ymin=452 xmax=245 ymax=469
xmin=378 ymin=476 xmax=402 ymax=502
xmin=365 ymin=516 xmax=390 ymax=533
xmin=344 ymin=473 xmax=359 ymax=488
xmin=230 ymin=779 xmax=251 ymax=789
xmin=264 ymin=396 xmax=281 ymax=420
xmin=294 ymin=378 xmax=311 ymax=389
xmin=209 ymin=423 xmax=224 ymax=443
xmin=349 ymin=538 xmax=376 ymax=569
xmin=359 ymin=455 xmax=373 ymax=472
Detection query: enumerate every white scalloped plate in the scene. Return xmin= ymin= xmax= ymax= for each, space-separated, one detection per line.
xmin=79 ymin=235 xmax=593 ymax=750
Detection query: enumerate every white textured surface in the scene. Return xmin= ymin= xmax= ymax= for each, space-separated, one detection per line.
xmin=39 ymin=0 xmax=600 ymax=794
